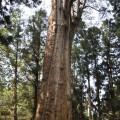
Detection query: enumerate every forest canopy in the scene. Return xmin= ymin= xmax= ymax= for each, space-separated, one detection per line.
xmin=0 ymin=0 xmax=120 ymax=120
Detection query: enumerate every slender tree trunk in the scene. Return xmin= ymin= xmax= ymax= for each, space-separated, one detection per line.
xmin=32 ymin=31 xmax=41 ymax=120
xmin=106 ymin=41 xmax=116 ymax=120
xmin=86 ymin=54 xmax=92 ymax=120
xmin=96 ymin=79 xmax=100 ymax=120
xmin=13 ymin=39 xmax=18 ymax=120
xmin=87 ymin=70 xmax=92 ymax=120
xmin=80 ymin=101 xmax=84 ymax=120
xmin=94 ymin=59 xmax=100 ymax=120
xmin=33 ymin=72 xmax=38 ymax=120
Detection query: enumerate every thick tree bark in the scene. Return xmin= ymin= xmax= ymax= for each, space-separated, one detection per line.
xmin=35 ymin=0 xmax=86 ymax=120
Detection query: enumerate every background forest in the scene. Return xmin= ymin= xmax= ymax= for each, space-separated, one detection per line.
xmin=0 ymin=0 xmax=120 ymax=120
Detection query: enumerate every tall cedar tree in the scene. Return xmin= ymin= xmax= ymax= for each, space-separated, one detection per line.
xmin=35 ymin=0 xmax=87 ymax=120
xmin=23 ymin=9 xmax=47 ymax=119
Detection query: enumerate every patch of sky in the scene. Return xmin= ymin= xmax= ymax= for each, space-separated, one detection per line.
xmin=82 ymin=0 xmax=114 ymax=27
xmin=19 ymin=0 xmax=51 ymax=21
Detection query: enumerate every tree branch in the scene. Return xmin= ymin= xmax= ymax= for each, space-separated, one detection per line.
xmin=78 ymin=0 xmax=87 ymax=18
xmin=84 ymin=5 xmax=100 ymax=12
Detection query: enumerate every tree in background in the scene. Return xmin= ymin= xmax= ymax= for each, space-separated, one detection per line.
xmin=0 ymin=0 xmax=42 ymax=24
xmin=0 ymin=6 xmax=47 ymax=120
xmin=0 ymin=0 xmax=42 ymax=46
xmin=9 ymin=9 xmax=23 ymax=120
xmin=21 ymin=9 xmax=47 ymax=119
xmin=86 ymin=27 xmax=102 ymax=120
xmin=71 ymin=23 xmax=87 ymax=120
xmin=100 ymin=18 xmax=120 ymax=119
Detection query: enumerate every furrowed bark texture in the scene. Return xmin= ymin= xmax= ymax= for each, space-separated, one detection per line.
xmin=35 ymin=0 xmax=86 ymax=120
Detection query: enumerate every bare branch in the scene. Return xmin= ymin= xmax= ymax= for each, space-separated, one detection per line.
xmin=77 ymin=0 xmax=87 ymax=18
xmin=84 ymin=5 xmax=100 ymax=12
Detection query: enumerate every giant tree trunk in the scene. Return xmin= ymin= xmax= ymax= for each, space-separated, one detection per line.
xmin=35 ymin=0 xmax=86 ymax=120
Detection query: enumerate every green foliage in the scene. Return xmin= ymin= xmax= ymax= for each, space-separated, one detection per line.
xmin=0 ymin=87 xmax=13 ymax=107
xmin=0 ymin=28 xmax=13 ymax=46
xmin=72 ymin=14 xmax=120 ymax=119
xmin=0 ymin=0 xmax=120 ymax=120
xmin=0 ymin=5 xmax=47 ymax=119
